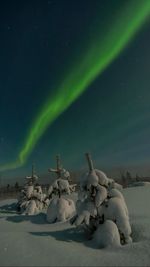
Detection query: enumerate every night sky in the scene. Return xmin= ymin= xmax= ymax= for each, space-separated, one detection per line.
xmin=0 ymin=0 xmax=150 ymax=182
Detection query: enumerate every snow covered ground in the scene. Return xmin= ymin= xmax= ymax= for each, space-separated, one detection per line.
xmin=0 ymin=187 xmax=150 ymax=266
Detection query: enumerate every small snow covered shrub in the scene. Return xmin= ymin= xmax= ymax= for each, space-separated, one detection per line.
xmin=17 ymin=167 xmax=47 ymax=215
xmin=72 ymin=153 xmax=132 ymax=248
xmin=46 ymin=155 xmax=76 ymax=223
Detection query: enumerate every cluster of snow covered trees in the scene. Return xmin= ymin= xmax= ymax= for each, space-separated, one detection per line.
xmin=16 ymin=153 xmax=132 ymax=248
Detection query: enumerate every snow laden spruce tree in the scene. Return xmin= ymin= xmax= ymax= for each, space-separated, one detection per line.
xmin=72 ymin=153 xmax=132 ymax=248
xmin=46 ymin=155 xmax=76 ymax=223
xmin=17 ymin=164 xmax=47 ymax=215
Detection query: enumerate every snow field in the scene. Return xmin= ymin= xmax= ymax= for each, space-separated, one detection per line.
xmin=0 ymin=186 xmax=150 ymax=266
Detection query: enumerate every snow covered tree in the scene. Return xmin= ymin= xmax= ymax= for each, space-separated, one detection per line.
xmin=46 ymin=155 xmax=76 ymax=223
xmin=72 ymin=153 xmax=132 ymax=248
xmin=17 ymin=164 xmax=47 ymax=215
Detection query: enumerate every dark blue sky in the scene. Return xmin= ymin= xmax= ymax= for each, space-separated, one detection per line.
xmin=0 ymin=0 xmax=150 ymax=182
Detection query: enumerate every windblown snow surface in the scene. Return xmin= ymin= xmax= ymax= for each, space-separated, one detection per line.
xmin=0 ymin=186 xmax=150 ymax=266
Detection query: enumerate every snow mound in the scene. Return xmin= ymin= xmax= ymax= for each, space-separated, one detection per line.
xmin=92 ymin=220 xmax=121 ymax=248
xmin=87 ymin=170 xmax=99 ymax=188
xmin=108 ymin=188 xmax=129 ymax=217
xmin=22 ymin=200 xmax=39 ymax=216
xmin=75 ymin=199 xmax=97 ymax=226
xmin=47 ymin=197 xmax=76 ymax=223
xmin=80 ymin=168 xmax=109 ymax=189
xmin=95 ymin=169 xmax=109 ymax=186
xmin=25 ymin=185 xmax=34 ymax=199
xmin=98 ymin=196 xmax=132 ymax=244
xmin=48 ymin=178 xmax=72 ymax=196
xmin=95 ymin=184 xmax=107 ymax=207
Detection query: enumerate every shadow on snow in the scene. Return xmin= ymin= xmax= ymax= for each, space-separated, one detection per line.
xmin=6 ymin=213 xmax=47 ymax=225
xmin=0 ymin=202 xmax=17 ymax=214
xmin=29 ymin=228 xmax=111 ymax=250
xmin=30 ymin=227 xmax=87 ymax=243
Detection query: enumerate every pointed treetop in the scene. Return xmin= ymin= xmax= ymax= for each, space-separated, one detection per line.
xmin=48 ymin=154 xmax=63 ymax=178
xmin=25 ymin=163 xmax=38 ymax=184
xmin=85 ymin=152 xmax=94 ymax=171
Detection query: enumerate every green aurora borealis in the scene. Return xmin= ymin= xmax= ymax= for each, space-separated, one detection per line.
xmin=0 ymin=0 xmax=150 ymax=172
